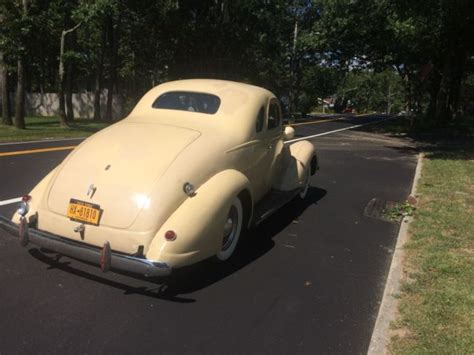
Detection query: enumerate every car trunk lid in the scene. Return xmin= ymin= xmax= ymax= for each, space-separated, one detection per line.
xmin=47 ymin=122 xmax=200 ymax=229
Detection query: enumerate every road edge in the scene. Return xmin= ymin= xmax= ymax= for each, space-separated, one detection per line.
xmin=367 ymin=152 xmax=424 ymax=355
xmin=0 ymin=137 xmax=86 ymax=146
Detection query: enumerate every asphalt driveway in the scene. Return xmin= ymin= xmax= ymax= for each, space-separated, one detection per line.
xmin=0 ymin=116 xmax=418 ymax=354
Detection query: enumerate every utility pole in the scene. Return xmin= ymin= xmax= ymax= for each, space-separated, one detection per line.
xmin=289 ymin=18 xmax=298 ymax=122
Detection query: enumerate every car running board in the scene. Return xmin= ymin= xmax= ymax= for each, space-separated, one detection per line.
xmin=253 ymin=189 xmax=300 ymax=226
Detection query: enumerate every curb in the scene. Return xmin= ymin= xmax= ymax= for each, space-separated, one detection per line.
xmin=367 ymin=152 xmax=424 ymax=355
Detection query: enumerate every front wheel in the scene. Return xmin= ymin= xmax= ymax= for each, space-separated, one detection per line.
xmin=299 ymin=167 xmax=311 ymax=199
xmin=216 ymin=197 xmax=243 ymax=261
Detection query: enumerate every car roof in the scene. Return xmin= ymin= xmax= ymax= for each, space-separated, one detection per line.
xmin=155 ymin=79 xmax=273 ymax=98
xmin=130 ymin=79 xmax=274 ymax=118
xmin=126 ymin=79 xmax=278 ymax=141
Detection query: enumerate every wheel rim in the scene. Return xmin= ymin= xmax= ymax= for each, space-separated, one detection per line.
xmin=222 ymin=205 xmax=238 ymax=251
xmin=217 ymin=197 xmax=243 ymax=261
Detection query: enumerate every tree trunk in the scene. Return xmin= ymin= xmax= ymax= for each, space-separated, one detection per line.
xmin=105 ymin=71 xmax=115 ymax=122
xmin=58 ymin=30 xmax=69 ymax=127
xmin=395 ymin=65 xmax=412 ymax=112
xmin=93 ymin=26 xmax=106 ymax=121
xmin=105 ymin=16 xmax=118 ymax=122
xmin=93 ymin=72 xmax=102 ymax=121
xmin=448 ymin=50 xmax=466 ymax=121
xmin=386 ymin=81 xmax=391 ymax=114
xmin=1 ymin=51 xmax=12 ymax=125
xmin=427 ymin=69 xmax=441 ymax=119
xmin=58 ymin=23 xmax=81 ymax=127
xmin=434 ymin=43 xmax=466 ymax=124
xmin=58 ymin=86 xmax=68 ymax=126
xmin=65 ymin=31 xmax=77 ymax=122
xmin=65 ymin=61 xmax=74 ymax=121
xmin=14 ymin=0 xmax=29 ymax=129
xmin=434 ymin=57 xmax=451 ymax=124
xmin=14 ymin=58 xmax=26 ymax=129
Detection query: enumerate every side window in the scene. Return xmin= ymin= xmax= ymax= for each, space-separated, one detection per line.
xmin=268 ymin=100 xmax=281 ymax=130
xmin=256 ymin=107 xmax=265 ymax=133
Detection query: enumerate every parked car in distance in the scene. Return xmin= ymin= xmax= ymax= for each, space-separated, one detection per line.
xmin=343 ymin=107 xmax=356 ymax=114
xmin=0 ymin=79 xmax=318 ymax=277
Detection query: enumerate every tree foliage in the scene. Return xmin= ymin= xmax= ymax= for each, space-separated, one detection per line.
xmin=0 ymin=0 xmax=472 ymax=127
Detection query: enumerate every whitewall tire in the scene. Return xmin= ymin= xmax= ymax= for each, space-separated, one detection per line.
xmin=299 ymin=167 xmax=311 ymax=199
xmin=216 ymin=197 xmax=243 ymax=261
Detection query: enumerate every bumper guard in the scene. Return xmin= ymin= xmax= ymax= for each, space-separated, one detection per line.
xmin=0 ymin=215 xmax=171 ymax=277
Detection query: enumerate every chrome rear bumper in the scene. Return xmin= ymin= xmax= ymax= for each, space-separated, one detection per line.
xmin=0 ymin=215 xmax=171 ymax=277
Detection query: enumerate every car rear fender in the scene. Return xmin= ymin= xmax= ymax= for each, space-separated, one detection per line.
xmin=146 ymin=169 xmax=252 ymax=268
xmin=272 ymin=140 xmax=316 ymax=191
xmin=12 ymin=168 xmax=58 ymax=224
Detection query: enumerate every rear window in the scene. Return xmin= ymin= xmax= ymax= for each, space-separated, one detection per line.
xmin=152 ymin=91 xmax=221 ymax=114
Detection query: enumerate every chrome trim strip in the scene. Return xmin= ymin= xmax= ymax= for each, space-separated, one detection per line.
xmin=0 ymin=215 xmax=171 ymax=277
xmin=225 ymin=139 xmax=261 ymax=153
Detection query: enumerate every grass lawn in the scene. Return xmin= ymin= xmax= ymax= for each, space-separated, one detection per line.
xmin=390 ymin=146 xmax=474 ymax=353
xmin=0 ymin=116 xmax=111 ymax=142
xmin=363 ymin=114 xmax=474 ymax=138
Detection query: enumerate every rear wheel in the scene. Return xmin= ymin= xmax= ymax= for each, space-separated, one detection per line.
xmin=216 ymin=197 xmax=243 ymax=261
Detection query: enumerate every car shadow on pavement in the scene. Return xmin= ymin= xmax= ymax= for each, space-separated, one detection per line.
xmin=28 ymin=186 xmax=326 ymax=302
xmin=155 ymin=186 xmax=327 ymax=297
xmin=28 ymin=248 xmax=197 ymax=303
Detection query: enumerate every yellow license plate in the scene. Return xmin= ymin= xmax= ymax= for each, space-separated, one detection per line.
xmin=67 ymin=199 xmax=102 ymax=226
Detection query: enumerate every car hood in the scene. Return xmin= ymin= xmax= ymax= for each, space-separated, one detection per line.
xmin=47 ymin=122 xmax=201 ymax=229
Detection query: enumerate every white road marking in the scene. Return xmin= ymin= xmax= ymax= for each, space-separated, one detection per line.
xmin=0 ymin=115 xmax=396 ymax=206
xmin=285 ymin=116 xmax=395 ymax=144
xmin=0 ymin=137 xmax=85 ymax=146
xmin=0 ymin=197 xmax=22 ymax=206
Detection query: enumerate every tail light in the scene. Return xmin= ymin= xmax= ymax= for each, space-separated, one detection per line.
xmin=165 ymin=230 xmax=177 ymax=241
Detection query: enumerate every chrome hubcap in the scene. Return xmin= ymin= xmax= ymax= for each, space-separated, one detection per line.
xmin=222 ymin=206 xmax=238 ymax=251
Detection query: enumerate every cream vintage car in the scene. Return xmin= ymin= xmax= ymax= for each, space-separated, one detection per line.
xmin=0 ymin=79 xmax=318 ymax=277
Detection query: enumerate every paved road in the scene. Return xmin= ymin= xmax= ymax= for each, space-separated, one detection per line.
xmin=0 ymin=115 xmax=417 ymax=354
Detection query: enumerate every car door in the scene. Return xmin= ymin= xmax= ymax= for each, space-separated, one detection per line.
xmin=245 ymin=106 xmax=269 ymax=202
xmin=243 ymin=99 xmax=284 ymax=202
xmin=262 ymin=98 xmax=284 ymax=190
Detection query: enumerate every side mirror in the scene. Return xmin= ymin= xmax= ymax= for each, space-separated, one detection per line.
xmin=283 ymin=126 xmax=295 ymax=140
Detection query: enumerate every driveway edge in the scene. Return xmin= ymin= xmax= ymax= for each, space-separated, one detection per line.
xmin=0 ymin=137 xmax=86 ymax=146
xmin=367 ymin=152 xmax=424 ymax=355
